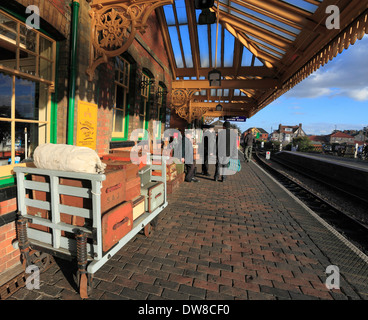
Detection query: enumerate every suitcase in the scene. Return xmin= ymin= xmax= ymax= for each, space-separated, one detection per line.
xmin=168 ymin=170 xmax=177 ymax=182
xmin=138 ymin=165 xmax=151 ymax=187
xmin=176 ymin=163 xmax=184 ymax=175
xmin=177 ymin=172 xmax=185 ymax=183
xmin=141 ymin=181 xmax=164 ymax=213
xmin=125 ymin=178 xmax=141 ymax=201
xmin=102 ymin=152 xmax=147 ymax=169
xmin=99 ymin=169 xmax=126 ymax=213
xmin=167 ymin=177 xmax=180 ymax=194
xmin=132 ymin=195 xmax=145 ymax=220
xmin=167 ymin=163 xmax=176 ymax=173
xmin=103 ymin=160 xmax=139 ymax=180
xmin=126 ymin=176 xmax=141 ymax=189
xmin=102 ymin=201 xmax=133 ymax=252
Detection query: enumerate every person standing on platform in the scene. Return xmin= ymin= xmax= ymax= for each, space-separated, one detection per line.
xmin=201 ymin=125 xmax=215 ymax=176
xmin=214 ymin=121 xmax=237 ymax=182
xmin=243 ymin=129 xmax=254 ymax=162
xmin=182 ymin=130 xmax=199 ymax=183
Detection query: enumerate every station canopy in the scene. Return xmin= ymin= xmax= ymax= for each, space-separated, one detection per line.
xmin=89 ymin=0 xmax=368 ymax=122
xmin=155 ymin=0 xmax=368 ymax=121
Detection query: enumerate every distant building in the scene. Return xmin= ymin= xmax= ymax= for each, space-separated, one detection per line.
xmin=353 ymin=130 xmax=367 ymax=142
xmin=329 ymin=131 xmax=355 ymax=144
xmin=242 ymin=128 xmax=269 ymax=141
xmin=270 ymin=124 xmax=306 ymax=143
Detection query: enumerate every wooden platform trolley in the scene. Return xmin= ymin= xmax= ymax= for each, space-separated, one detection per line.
xmin=13 ymin=155 xmax=168 ymax=299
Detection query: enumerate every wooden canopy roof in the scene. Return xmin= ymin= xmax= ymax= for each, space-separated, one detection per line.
xmin=157 ymin=0 xmax=368 ymax=121
xmin=88 ymin=0 xmax=368 ymax=122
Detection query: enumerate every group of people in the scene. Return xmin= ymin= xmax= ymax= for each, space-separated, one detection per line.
xmin=180 ymin=121 xmax=251 ymax=183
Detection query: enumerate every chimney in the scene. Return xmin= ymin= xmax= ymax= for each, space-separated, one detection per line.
xmin=299 ymin=123 xmax=302 ymax=129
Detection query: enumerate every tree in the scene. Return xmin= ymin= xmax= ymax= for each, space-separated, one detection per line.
xmin=292 ymin=136 xmax=313 ymax=152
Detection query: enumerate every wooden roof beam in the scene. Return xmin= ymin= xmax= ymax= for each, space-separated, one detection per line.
xmin=223 ymin=22 xmax=279 ymax=68
xmin=156 ymin=7 xmax=177 ymax=79
xmin=172 ymin=78 xmax=280 ymax=89
xmin=220 ymin=12 xmax=293 ymax=50
xmin=191 ymin=102 xmax=254 ymax=109
xmin=184 ymin=0 xmax=200 ymax=79
xmin=218 ymin=2 xmax=299 ymax=38
xmin=175 ymin=66 xmax=276 ymax=78
xmin=192 ymin=95 xmax=256 ymax=103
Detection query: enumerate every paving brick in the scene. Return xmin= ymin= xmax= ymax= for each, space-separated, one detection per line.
xmin=178 ymin=284 xmax=206 ymax=299
xmin=120 ymin=287 xmax=149 ymax=300
xmin=97 ymin=280 xmax=124 ymax=295
xmin=161 ymin=288 xmax=190 ymax=300
xmin=193 ymin=279 xmax=219 ymax=293
xmin=136 ymin=282 xmax=163 ymax=296
xmin=260 ymin=285 xmax=291 ymax=299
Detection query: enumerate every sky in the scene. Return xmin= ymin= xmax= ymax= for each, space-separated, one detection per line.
xmin=236 ymin=34 xmax=368 ymax=136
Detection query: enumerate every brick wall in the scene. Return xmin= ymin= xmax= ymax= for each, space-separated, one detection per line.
xmin=15 ymin=0 xmax=71 ymax=37
xmin=0 ymin=199 xmax=21 ymax=274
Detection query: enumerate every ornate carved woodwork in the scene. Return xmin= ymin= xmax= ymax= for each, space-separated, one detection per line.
xmin=87 ymin=0 xmax=173 ymax=81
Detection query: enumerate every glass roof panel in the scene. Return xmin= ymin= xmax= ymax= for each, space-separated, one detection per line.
xmin=168 ymin=26 xmax=184 ymax=68
xmin=254 ymin=57 xmax=264 ymax=66
xmin=241 ymin=47 xmax=252 ymax=67
xmin=163 ymin=5 xmax=175 ymax=26
xmin=223 ymin=29 xmax=235 ymax=67
xmin=281 ymin=0 xmax=319 ymax=14
xmin=247 ymin=35 xmax=285 ymax=59
xmin=174 ymin=0 xmax=188 ymax=24
xmin=228 ymin=9 xmax=296 ymax=41
xmin=198 ymin=24 xmax=210 ymax=68
xmin=222 ymin=0 xmax=301 ymax=35
xmin=179 ymin=25 xmax=193 ymax=68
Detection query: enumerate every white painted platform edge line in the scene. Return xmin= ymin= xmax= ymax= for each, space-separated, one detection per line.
xmin=252 ymin=160 xmax=368 ymax=265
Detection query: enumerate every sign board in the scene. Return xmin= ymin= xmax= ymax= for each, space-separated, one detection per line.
xmin=223 ymin=116 xmax=247 ymax=122
xmin=266 ymin=151 xmax=271 ymax=160
xmin=76 ymin=100 xmax=98 ymax=150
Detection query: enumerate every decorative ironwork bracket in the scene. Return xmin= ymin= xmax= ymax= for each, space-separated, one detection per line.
xmin=171 ymin=88 xmax=210 ymax=123
xmin=86 ymin=0 xmax=173 ymax=81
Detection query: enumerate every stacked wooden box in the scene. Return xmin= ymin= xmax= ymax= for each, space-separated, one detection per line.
xmin=151 ymin=162 xmax=184 ymax=194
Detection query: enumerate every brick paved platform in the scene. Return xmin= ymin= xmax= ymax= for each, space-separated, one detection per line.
xmin=7 ymin=156 xmax=368 ymax=300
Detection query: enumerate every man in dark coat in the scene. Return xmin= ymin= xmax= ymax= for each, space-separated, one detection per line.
xmin=243 ymin=129 xmax=254 ymax=162
xmin=182 ymin=130 xmax=199 ymax=182
xmin=201 ymin=125 xmax=215 ymax=176
xmin=214 ymin=121 xmax=238 ymax=182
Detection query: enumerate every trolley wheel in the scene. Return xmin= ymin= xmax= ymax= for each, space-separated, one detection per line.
xmin=144 ymin=223 xmax=154 ymax=237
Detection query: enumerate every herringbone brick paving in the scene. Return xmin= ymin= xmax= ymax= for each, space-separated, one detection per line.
xmin=7 ymin=157 xmax=367 ymax=300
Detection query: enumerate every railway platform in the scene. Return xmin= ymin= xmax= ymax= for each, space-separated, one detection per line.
xmin=5 ymin=155 xmax=368 ymax=301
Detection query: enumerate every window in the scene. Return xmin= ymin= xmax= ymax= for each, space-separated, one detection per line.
xmin=139 ymin=72 xmax=152 ymax=136
xmin=0 ymin=10 xmax=55 ymax=172
xmin=112 ymin=56 xmax=130 ymax=138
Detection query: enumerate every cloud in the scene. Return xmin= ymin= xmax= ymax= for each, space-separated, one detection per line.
xmin=284 ymin=35 xmax=368 ymax=101
xmin=302 ymin=122 xmax=365 ymax=135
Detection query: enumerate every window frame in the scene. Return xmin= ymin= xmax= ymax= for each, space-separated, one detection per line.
xmin=0 ymin=9 xmax=56 ymax=180
xmin=112 ymin=56 xmax=130 ymax=139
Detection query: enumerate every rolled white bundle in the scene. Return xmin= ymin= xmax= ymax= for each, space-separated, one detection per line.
xmin=33 ymin=144 xmax=106 ymax=174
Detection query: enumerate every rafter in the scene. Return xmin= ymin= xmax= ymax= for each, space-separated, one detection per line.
xmin=156 ymin=6 xmax=177 ymax=79
xmin=175 ymin=66 xmax=276 ymax=78
xmin=184 ymin=0 xmax=200 ymax=79
xmin=219 ymin=12 xmax=293 ymax=51
xmin=172 ymin=79 xmax=280 ymax=90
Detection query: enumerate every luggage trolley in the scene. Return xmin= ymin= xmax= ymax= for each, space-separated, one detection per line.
xmin=13 ymin=154 xmax=168 ymax=298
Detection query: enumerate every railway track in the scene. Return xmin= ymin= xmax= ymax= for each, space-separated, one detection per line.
xmin=253 ymin=151 xmax=368 ymax=256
